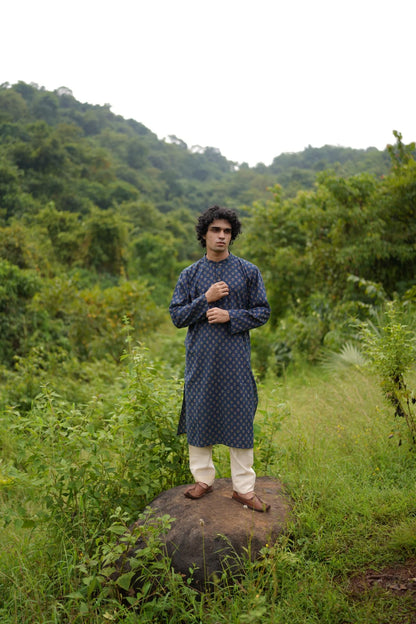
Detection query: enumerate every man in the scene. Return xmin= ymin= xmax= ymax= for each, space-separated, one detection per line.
xmin=169 ymin=205 xmax=271 ymax=512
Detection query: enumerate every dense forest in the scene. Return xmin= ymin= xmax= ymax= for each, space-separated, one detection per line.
xmin=1 ymin=81 xmax=416 ymax=622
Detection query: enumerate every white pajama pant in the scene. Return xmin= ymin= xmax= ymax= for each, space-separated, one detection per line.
xmin=188 ymin=444 xmax=256 ymax=495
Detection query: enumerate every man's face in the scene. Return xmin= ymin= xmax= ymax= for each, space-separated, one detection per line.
xmin=203 ymin=219 xmax=232 ymax=256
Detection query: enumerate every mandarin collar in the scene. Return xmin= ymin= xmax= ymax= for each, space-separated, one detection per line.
xmin=204 ymin=253 xmax=232 ymax=265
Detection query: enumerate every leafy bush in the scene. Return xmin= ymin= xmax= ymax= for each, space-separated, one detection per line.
xmin=360 ymin=300 xmax=416 ymax=445
xmin=29 ymin=276 xmax=163 ymax=362
xmin=1 ymin=345 xmax=187 ymax=540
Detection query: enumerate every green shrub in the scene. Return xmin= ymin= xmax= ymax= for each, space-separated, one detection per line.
xmin=360 ymin=299 xmax=416 ymax=445
xmin=1 ymin=345 xmax=187 ymax=541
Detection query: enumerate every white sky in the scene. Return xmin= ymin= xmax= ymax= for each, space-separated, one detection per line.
xmin=2 ymin=0 xmax=415 ymax=166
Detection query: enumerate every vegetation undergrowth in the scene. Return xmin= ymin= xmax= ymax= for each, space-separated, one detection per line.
xmin=1 ymin=343 xmax=416 ymax=623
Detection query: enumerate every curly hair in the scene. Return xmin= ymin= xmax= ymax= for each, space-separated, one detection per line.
xmin=196 ymin=205 xmax=242 ymax=248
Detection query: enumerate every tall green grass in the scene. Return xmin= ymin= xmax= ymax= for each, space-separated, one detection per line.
xmin=1 ymin=352 xmax=416 ymax=623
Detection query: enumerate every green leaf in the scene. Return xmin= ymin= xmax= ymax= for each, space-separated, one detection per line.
xmin=65 ymin=591 xmax=84 ymax=600
xmin=116 ymin=571 xmax=135 ymax=591
xmin=108 ymin=524 xmax=128 ymax=535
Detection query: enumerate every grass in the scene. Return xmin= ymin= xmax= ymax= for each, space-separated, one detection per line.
xmin=1 ymin=359 xmax=416 ymax=622
xmin=254 ymin=364 xmax=416 ymax=622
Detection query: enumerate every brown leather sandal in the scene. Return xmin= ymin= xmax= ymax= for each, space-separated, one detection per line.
xmin=232 ymin=491 xmax=271 ymax=512
xmin=184 ymin=482 xmax=213 ymax=499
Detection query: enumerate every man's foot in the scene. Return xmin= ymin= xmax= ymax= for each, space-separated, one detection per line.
xmin=184 ymin=482 xmax=213 ymax=499
xmin=232 ymin=491 xmax=271 ymax=512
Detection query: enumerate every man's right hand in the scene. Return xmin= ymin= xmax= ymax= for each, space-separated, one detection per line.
xmin=205 ymin=281 xmax=229 ymax=303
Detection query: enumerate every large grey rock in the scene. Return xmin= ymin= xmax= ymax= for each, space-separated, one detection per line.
xmin=125 ymin=476 xmax=291 ymax=589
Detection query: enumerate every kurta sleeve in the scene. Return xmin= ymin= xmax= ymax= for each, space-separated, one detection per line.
xmin=169 ymin=269 xmax=209 ymax=328
xmin=228 ymin=266 xmax=270 ymax=334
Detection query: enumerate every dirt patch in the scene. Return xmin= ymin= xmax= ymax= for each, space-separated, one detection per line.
xmin=349 ymin=559 xmax=416 ymax=598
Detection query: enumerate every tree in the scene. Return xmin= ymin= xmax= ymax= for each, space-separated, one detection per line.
xmin=0 ymin=159 xmax=22 ymax=221
xmin=0 ymin=88 xmax=28 ymax=122
xmin=36 ymin=203 xmax=83 ymax=266
xmin=375 ymin=138 xmax=416 ymax=294
xmin=0 ymin=223 xmax=38 ymax=268
xmin=240 ymin=186 xmax=308 ymax=320
xmin=80 ymin=207 xmax=127 ymax=274
xmin=32 ymin=92 xmax=59 ymax=123
xmin=0 ymin=260 xmax=41 ymax=365
xmin=130 ymin=232 xmax=178 ymax=284
xmin=126 ymin=138 xmax=148 ymax=169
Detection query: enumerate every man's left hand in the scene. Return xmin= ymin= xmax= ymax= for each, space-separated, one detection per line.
xmin=207 ymin=308 xmax=230 ymax=324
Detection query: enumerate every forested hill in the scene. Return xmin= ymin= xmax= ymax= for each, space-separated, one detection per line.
xmin=1 ymin=80 xmax=415 ymax=394
xmin=1 ymin=81 xmax=390 ymax=217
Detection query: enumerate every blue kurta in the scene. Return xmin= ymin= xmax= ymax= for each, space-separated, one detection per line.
xmin=169 ymin=253 xmax=270 ymax=448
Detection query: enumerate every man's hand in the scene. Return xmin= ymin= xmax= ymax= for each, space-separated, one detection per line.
xmin=207 ymin=307 xmax=230 ymax=324
xmin=205 ymin=281 xmax=229 ymax=303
